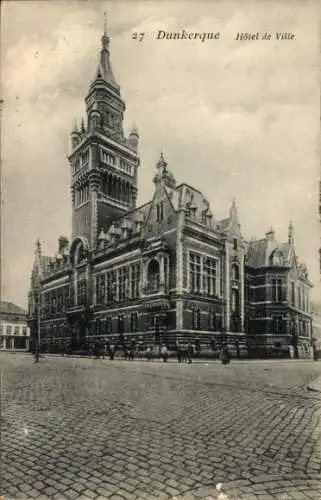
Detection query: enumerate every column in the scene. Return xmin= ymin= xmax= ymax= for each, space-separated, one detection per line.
xmin=225 ymin=241 xmax=230 ymax=331
xmin=176 ymin=209 xmax=185 ymax=330
xmin=11 ymin=337 xmax=15 ymax=350
xmin=240 ymin=253 xmax=245 ymax=332
xmin=160 ymin=253 xmax=165 ymax=291
xmin=26 ymin=338 xmax=30 ymax=351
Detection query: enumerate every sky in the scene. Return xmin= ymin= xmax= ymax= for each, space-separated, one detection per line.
xmin=1 ymin=0 xmax=321 ymax=308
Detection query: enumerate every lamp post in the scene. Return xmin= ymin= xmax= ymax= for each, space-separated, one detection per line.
xmin=291 ymin=313 xmax=299 ymax=360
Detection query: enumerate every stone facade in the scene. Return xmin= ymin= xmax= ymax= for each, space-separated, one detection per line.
xmin=0 ymin=301 xmax=30 ymax=351
xmin=27 ymin=25 xmax=313 ymax=358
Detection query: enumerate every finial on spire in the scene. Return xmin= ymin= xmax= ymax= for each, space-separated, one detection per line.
xmin=101 ymin=11 xmax=110 ymax=50
xmin=229 ymin=197 xmax=237 ymax=218
xmin=104 ymin=11 xmax=107 ymax=36
xmin=80 ymin=117 xmax=85 ymax=133
xmin=288 ymin=220 xmax=294 ymax=245
xmin=35 ymin=239 xmax=41 ymax=257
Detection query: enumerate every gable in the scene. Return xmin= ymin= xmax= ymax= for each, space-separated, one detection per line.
xmin=143 ymin=182 xmax=176 ymax=238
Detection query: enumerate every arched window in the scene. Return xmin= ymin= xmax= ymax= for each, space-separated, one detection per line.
xmin=147 ymin=260 xmax=160 ymax=291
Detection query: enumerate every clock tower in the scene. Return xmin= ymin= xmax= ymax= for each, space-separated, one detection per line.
xmin=68 ymin=19 xmax=140 ymax=249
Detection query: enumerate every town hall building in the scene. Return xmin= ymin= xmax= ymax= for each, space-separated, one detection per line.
xmin=27 ymin=23 xmax=314 ymax=358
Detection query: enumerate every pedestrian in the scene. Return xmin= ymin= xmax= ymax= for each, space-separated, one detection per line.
xmin=181 ymin=344 xmax=187 ymax=363
xmin=146 ymin=346 xmax=152 ymax=361
xmin=161 ymin=344 xmax=168 ymax=363
xmin=109 ymin=343 xmax=115 ymax=360
xmin=176 ymin=341 xmax=182 ymax=363
xmin=187 ymin=342 xmax=194 ymax=364
xmin=219 ymin=345 xmax=231 ymax=365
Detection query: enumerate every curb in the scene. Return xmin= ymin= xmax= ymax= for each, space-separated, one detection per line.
xmin=306 ymin=376 xmax=321 ymax=393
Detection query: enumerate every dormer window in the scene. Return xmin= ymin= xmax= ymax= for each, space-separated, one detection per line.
xmin=271 ymin=249 xmax=283 ymax=267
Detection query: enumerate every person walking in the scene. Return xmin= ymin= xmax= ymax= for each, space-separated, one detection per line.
xmin=161 ymin=344 xmax=168 ymax=363
xmin=176 ymin=341 xmax=182 ymax=363
xmin=187 ymin=342 xmax=194 ymax=364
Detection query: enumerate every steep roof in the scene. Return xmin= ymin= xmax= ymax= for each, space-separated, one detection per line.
xmin=0 ymin=301 xmax=26 ymax=316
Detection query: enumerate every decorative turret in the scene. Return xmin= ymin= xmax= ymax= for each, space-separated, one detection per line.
xmin=153 ymin=152 xmax=176 ymax=189
xmin=128 ymin=122 xmax=139 ymax=150
xmin=71 ymin=120 xmax=81 ymax=149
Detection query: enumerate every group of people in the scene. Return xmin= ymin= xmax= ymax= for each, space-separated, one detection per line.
xmin=57 ymin=339 xmax=231 ymax=365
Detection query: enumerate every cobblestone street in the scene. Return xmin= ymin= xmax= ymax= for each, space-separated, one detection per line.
xmin=1 ymin=354 xmax=321 ymax=500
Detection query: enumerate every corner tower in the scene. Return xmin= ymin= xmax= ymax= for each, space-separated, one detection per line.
xmin=68 ymin=16 xmax=140 ymax=249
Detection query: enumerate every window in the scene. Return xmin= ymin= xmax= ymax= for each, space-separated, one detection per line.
xmin=233 ymin=238 xmax=238 ymax=251
xmin=291 ymin=281 xmax=295 ymax=306
xmin=231 ymin=289 xmax=239 ymax=314
xmin=272 ymin=278 xmax=283 ymax=303
xmin=118 ymin=314 xmax=124 ymax=334
xmin=272 ymin=316 xmax=285 ymax=335
xmin=231 ymin=264 xmax=239 ymax=281
xmin=189 ymin=253 xmax=201 ymax=293
xmin=106 ymin=271 xmax=117 ymax=303
xmin=203 ymin=257 xmax=217 ymax=296
xmin=192 ymin=306 xmax=201 ymax=330
xmin=131 ymin=312 xmax=138 ymax=332
xmin=131 ymin=263 xmax=140 ymax=299
xmin=77 ymin=270 xmax=87 ymax=306
xmin=209 ymin=310 xmax=216 ymax=331
xmin=298 ymin=287 xmax=302 ymax=310
xmin=147 ymin=260 xmax=160 ymax=291
xmin=6 ymin=325 xmax=12 ymax=335
xmin=119 ymin=267 xmax=129 ymax=302
xmin=106 ymin=316 xmax=112 ymax=334
xmin=95 ymin=274 xmax=106 ymax=305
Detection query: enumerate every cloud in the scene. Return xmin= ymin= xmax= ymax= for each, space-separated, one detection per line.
xmin=1 ymin=0 xmax=320 ymax=307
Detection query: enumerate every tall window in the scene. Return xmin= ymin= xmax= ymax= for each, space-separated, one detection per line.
xmin=192 ymin=306 xmax=201 ymax=329
xmin=189 ymin=253 xmax=201 ymax=293
xmin=272 ymin=278 xmax=283 ymax=303
xmin=106 ymin=271 xmax=117 ymax=303
xmin=77 ymin=270 xmax=87 ymax=306
xmin=95 ymin=274 xmax=106 ymax=305
xmin=106 ymin=316 xmax=112 ymax=334
xmin=204 ymin=258 xmax=217 ymax=296
xmin=233 ymin=238 xmax=238 ymax=251
xmin=209 ymin=310 xmax=216 ymax=331
xmin=118 ymin=314 xmax=124 ymax=334
xmin=118 ymin=267 xmax=129 ymax=302
xmin=231 ymin=264 xmax=239 ymax=281
xmin=131 ymin=263 xmax=140 ymax=299
xmin=298 ymin=286 xmax=302 ymax=310
xmin=291 ymin=281 xmax=295 ymax=306
xmin=131 ymin=312 xmax=138 ymax=332
xmin=272 ymin=316 xmax=284 ymax=335
xmin=147 ymin=260 xmax=160 ymax=291
xmin=231 ymin=289 xmax=239 ymax=314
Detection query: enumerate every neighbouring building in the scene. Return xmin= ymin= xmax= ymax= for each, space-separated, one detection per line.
xmin=0 ymin=301 xmax=30 ymax=351
xmin=27 ymin=23 xmax=314 ymax=358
